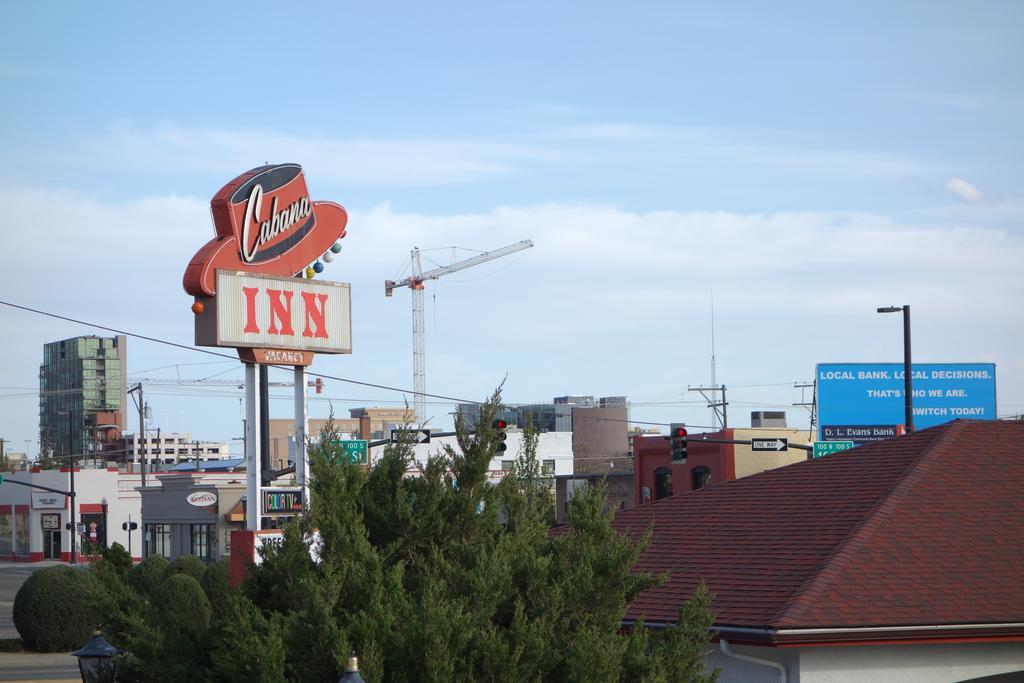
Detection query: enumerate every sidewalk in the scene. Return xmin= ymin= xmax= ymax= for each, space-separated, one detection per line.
xmin=0 ymin=651 xmax=79 ymax=682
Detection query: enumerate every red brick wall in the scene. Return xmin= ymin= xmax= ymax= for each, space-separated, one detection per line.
xmin=633 ymin=432 xmax=735 ymax=504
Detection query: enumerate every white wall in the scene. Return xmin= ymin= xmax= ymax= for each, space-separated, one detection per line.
xmin=369 ymin=431 xmax=574 ymax=481
xmin=707 ymin=640 xmax=1024 ymax=683
xmin=707 ymin=643 xmax=799 ymax=683
xmin=798 ymin=642 xmax=1024 ymax=683
xmin=0 ymin=468 xmax=143 ymax=559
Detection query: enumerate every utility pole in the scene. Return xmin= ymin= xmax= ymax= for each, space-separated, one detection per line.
xmin=66 ymin=411 xmax=77 ymax=565
xmin=794 ymin=381 xmax=817 ymax=441
xmin=689 ymin=385 xmax=728 ymax=429
xmin=128 ymin=384 xmax=147 ymax=488
xmin=195 ymin=440 xmax=200 ymax=472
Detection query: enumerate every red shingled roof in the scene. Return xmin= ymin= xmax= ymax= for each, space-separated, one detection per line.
xmin=613 ymin=420 xmax=1024 ymax=643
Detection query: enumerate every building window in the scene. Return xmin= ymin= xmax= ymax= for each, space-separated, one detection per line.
xmin=190 ymin=524 xmax=214 ymax=563
xmin=654 ymin=467 xmax=673 ymax=500
xmin=147 ymin=523 xmax=172 ymax=559
xmin=501 ymin=460 xmax=515 ymax=471
xmin=691 ymin=466 xmax=711 ymax=490
xmin=542 ymin=459 xmax=556 ymax=476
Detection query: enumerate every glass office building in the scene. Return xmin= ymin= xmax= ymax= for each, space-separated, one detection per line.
xmin=38 ymin=335 xmax=127 ymax=460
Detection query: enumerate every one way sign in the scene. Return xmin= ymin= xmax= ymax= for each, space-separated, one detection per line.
xmin=751 ymin=438 xmax=788 ymax=452
xmin=390 ymin=428 xmax=431 ymax=444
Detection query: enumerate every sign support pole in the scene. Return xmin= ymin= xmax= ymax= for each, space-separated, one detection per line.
xmin=245 ymin=362 xmax=261 ymax=531
xmin=294 ymin=366 xmax=309 ymax=510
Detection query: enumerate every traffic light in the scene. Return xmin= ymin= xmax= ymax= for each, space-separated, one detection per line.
xmin=493 ymin=419 xmax=508 ymax=452
xmin=122 ymin=522 xmax=138 ymax=531
xmin=669 ymin=423 xmax=688 ymax=463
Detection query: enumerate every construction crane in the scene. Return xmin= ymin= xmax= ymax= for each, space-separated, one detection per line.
xmin=127 ymin=377 xmax=325 ymax=392
xmin=385 ymin=239 xmax=534 ymax=424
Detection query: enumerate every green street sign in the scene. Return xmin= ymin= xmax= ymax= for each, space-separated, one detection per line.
xmin=336 ymin=439 xmax=368 ymax=465
xmin=813 ymin=441 xmax=855 ymax=458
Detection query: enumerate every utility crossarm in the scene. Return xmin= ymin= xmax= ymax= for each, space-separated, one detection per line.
xmin=384 ymin=240 xmax=534 ymax=296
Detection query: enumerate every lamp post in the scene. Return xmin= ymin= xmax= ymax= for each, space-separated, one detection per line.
xmin=100 ymin=497 xmax=108 ymax=549
xmin=877 ymin=305 xmax=913 ymax=433
xmin=337 ymin=652 xmax=366 ymax=683
xmin=59 ymin=411 xmax=78 ymax=564
xmin=70 ymin=629 xmax=120 ymax=682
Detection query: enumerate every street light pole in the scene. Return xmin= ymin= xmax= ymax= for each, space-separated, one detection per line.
xmin=60 ymin=410 xmax=78 ymax=565
xmin=101 ymin=497 xmax=108 ymax=549
xmin=127 ymin=383 xmax=146 ymax=488
xmin=877 ymin=305 xmax=914 ymax=433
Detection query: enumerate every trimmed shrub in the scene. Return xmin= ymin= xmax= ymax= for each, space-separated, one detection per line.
xmin=129 ymin=555 xmax=168 ymax=597
xmin=13 ymin=566 xmax=111 ymax=652
xmin=163 ymin=555 xmax=207 ymax=583
xmin=153 ymin=574 xmax=212 ymax=635
xmin=201 ymin=559 xmax=233 ymax=619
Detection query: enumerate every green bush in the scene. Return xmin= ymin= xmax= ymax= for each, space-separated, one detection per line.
xmin=163 ymin=555 xmax=207 ymax=583
xmin=201 ymin=559 xmax=233 ymax=619
xmin=129 ymin=555 xmax=168 ymax=597
xmin=153 ymin=574 xmax=212 ymax=634
xmin=0 ymin=638 xmax=23 ymax=652
xmin=13 ymin=566 xmax=111 ymax=652
xmin=102 ymin=542 xmax=133 ymax=576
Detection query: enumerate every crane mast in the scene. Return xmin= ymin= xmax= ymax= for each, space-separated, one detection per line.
xmin=385 ymin=239 xmax=534 ymax=424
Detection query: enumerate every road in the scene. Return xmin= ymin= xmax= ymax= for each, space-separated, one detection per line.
xmin=0 ymin=562 xmax=79 ymax=682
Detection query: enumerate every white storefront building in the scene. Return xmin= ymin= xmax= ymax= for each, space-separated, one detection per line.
xmin=0 ymin=467 xmax=143 ymax=561
xmin=366 ymin=431 xmax=575 ymax=481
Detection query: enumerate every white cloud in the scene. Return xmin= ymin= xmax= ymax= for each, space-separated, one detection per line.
xmin=2 ymin=187 xmax=1022 ymax=449
xmin=945 ymin=178 xmax=985 ymax=204
xmin=9 ymin=121 xmax=944 ymax=194
xmin=85 ymin=121 xmax=552 ymax=188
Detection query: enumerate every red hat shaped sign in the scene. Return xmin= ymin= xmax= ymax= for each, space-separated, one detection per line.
xmin=183 ymin=164 xmax=348 ymax=297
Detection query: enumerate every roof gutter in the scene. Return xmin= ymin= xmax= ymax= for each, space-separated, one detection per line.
xmin=720 ymin=639 xmax=786 ymax=683
xmin=772 ymin=622 xmax=1024 ymax=636
xmin=624 ymin=621 xmax=1024 ymax=643
xmin=712 ymin=622 xmax=1024 ymax=646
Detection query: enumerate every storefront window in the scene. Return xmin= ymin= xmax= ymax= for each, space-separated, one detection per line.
xmin=0 ymin=511 xmax=12 ymax=555
xmin=13 ymin=510 xmax=29 ymax=556
xmin=190 ymin=524 xmax=214 ymax=563
xmin=80 ymin=513 xmax=105 ymax=555
xmin=146 ymin=524 xmax=173 ymax=559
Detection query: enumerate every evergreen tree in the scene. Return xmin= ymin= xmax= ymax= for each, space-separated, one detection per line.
xmin=241 ymin=390 xmax=718 ymax=682
xmin=79 ymin=390 xmax=716 ymax=681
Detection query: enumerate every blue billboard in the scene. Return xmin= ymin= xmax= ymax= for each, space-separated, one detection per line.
xmin=817 ymin=362 xmax=997 ymax=439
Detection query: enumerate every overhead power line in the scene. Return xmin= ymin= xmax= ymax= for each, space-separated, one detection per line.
xmin=0 ymin=299 xmax=485 ymax=406
xmin=0 ymin=299 xmax=815 ymax=432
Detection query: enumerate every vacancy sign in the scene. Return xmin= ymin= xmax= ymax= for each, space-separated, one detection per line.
xmin=196 ymin=271 xmax=351 ymax=354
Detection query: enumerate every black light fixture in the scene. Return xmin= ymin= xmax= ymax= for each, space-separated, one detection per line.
xmin=877 ymin=304 xmax=913 ymax=433
xmin=337 ymin=652 xmax=366 ymax=683
xmin=71 ymin=629 xmax=120 ymax=682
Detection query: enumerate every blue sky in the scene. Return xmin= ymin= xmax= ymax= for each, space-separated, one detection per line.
xmin=1 ymin=2 xmax=1022 ymax=451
